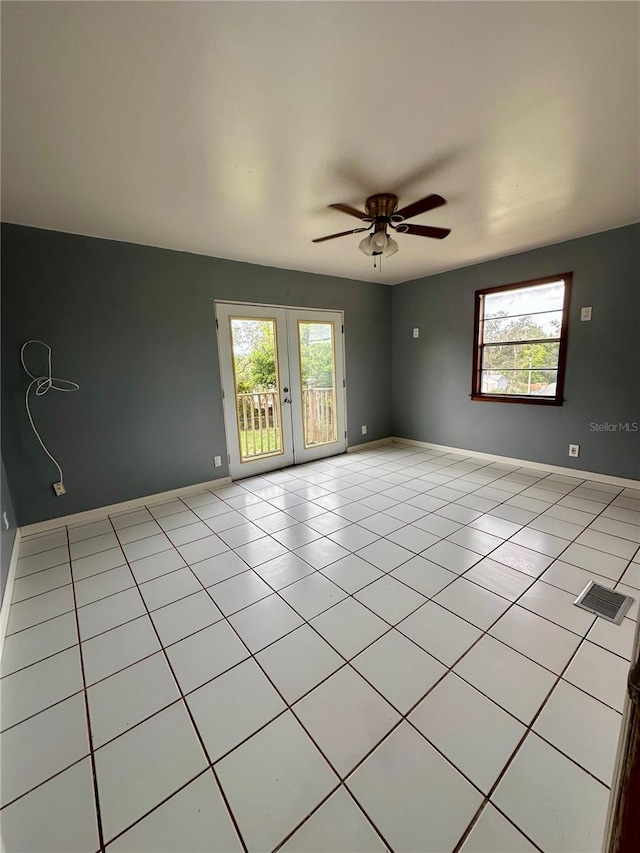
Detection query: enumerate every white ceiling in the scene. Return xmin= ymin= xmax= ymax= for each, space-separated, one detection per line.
xmin=2 ymin=1 xmax=638 ymax=285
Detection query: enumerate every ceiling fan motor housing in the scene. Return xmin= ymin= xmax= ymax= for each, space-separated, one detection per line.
xmin=365 ymin=193 xmax=399 ymax=220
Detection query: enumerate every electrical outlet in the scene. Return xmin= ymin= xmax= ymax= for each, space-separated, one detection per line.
xmin=413 ymin=328 xmax=419 ymax=338
xmin=52 ymin=482 xmax=66 ymax=496
xmin=2 ymin=511 xmax=9 ymax=530
xmin=214 ymin=456 xmax=222 ymax=467
xmin=361 ymin=425 xmax=367 ymax=435
xmin=580 ymin=307 xmax=592 ymax=321
xmin=568 ymin=444 xmax=580 ymax=458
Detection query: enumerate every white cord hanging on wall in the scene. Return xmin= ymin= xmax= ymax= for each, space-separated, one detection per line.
xmin=21 ymin=340 xmax=79 ymax=495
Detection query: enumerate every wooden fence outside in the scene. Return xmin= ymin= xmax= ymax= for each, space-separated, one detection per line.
xmin=237 ymin=391 xmax=280 ymax=459
xmin=302 ymin=387 xmax=336 ymax=446
xmin=236 ymin=387 xmax=336 ymax=458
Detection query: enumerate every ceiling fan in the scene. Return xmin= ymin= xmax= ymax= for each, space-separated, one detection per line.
xmin=312 ymin=192 xmax=451 ymax=260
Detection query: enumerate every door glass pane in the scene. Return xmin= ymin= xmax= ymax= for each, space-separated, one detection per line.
xmin=229 ymin=317 xmax=283 ymax=462
xmin=298 ymin=321 xmax=337 ymax=448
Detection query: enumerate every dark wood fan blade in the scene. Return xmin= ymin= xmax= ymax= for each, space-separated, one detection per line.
xmin=399 ymin=223 xmax=451 ymax=239
xmin=328 ymin=203 xmax=368 ymax=220
xmin=312 ymin=227 xmax=368 ymax=243
xmin=394 ymin=194 xmax=447 ymax=221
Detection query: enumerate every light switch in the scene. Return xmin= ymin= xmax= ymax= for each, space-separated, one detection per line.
xmin=581 ymin=307 xmax=592 ymax=321
xmin=413 ymin=328 xmax=419 ymax=338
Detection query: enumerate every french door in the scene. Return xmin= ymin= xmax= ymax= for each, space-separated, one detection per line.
xmin=215 ymin=302 xmax=346 ymax=479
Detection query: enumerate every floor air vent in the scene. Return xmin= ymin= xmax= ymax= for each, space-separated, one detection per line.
xmin=574 ymin=581 xmax=634 ymax=625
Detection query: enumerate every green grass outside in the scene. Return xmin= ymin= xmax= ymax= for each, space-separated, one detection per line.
xmin=240 ymin=428 xmax=282 ymax=459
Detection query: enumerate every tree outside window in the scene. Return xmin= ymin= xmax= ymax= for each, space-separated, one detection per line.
xmin=472 ymin=274 xmax=572 ymax=405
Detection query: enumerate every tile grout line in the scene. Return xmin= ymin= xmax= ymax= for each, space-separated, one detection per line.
xmin=58 ymin=531 xmax=378 ymax=849
xmin=97 ymin=518 xmax=251 ymax=853
xmin=4 ymin=452 xmax=635 ymax=690
xmin=0 ymin=754 xmax=92 ymax=815
xmin=150 ymin=466 xmax=633 ymax=682
xmin=119 ymin=459 xmax=633 ymax=846
xmin=451 ymin=614 xmax=611 ymax=853
xmin=64 ymin=525 xmax=106 ymax=853
xmin=125 ymin=517 xmax=399 ymax=852
xmin=4 ymin=454 xmax=635 ymax=705
xmin=5 ymin=516 xmax=637 ymax=663
xmin=229 ymin=456 xmax=627 ymax=846
xmin=8 ymin=444 xmax=623 ymax=551
xmin=271 ymin=783 xmax=392 ymax=853
xmin=9 ymin=450 xmax=639 ymax=588
xmin=1 ymin=509 xmax=622 ymax=779
xmin=292 ymin=544 xmax=598 ymax=848
xmin=150 ymin=494 xmax=609 ymax=848
xmin=3 ymin=444 xmax=637 ymax=848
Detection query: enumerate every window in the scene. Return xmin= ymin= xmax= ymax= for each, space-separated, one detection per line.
xmin=472 ymin=273 xmax=572 ymax=405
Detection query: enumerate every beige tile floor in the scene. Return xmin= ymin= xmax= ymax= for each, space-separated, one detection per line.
xmin=1 ymin=441 xmax=638 ymax=852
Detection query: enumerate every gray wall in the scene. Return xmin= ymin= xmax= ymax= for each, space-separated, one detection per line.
xmin=392 ymin=223 xmax=640 ymax=479
xmin=4 ymin=222 xmax=637 ymax=530
xmin=1 ymin=457 xmax=17 ymax=603
xmin=1 ymin=225 xmax=392 ymax=526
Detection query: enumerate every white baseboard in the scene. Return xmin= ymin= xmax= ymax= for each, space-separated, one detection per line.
xmin=20 ymin=476 xmax=232 ymax=538
xmin=389 ymin=436 xmax=640 ymax=489
xmin=347 ymin=438 xmax=393 ymax=454
xmin=0 ymin=529 xmax=22 ymax=656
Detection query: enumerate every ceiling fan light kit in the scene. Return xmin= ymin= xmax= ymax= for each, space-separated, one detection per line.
xmin=312 ymin=191 xmax=451 ymax=266
xmin=359 ymin=231 xmax=399 ymax=258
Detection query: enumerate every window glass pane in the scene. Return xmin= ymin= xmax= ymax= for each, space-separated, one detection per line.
xmin=483 ymin=310 xmax=563 ymax=343
xmin=480 ymin=369 xmax=558 ymax=396
xmin=482 ymin=342 xmax=560 ymax=371
xmin=298 ymin=321 xmax=337 ymax=448
xmin=230 ymin=318 xmax=283 ymax=462
xmin=474 ymin=275 xmax=570 ymax=403
xmin=484 ymin=281 xmax=565 ymax=320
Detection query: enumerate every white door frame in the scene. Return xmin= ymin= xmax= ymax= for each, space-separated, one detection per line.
xmin=216 ymin=303 xmax=294 ymax=478
xmin=285 ymin=307 xmax=347 ymax=466
xmin=215 ymin=300 xmax=347 ymax=480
